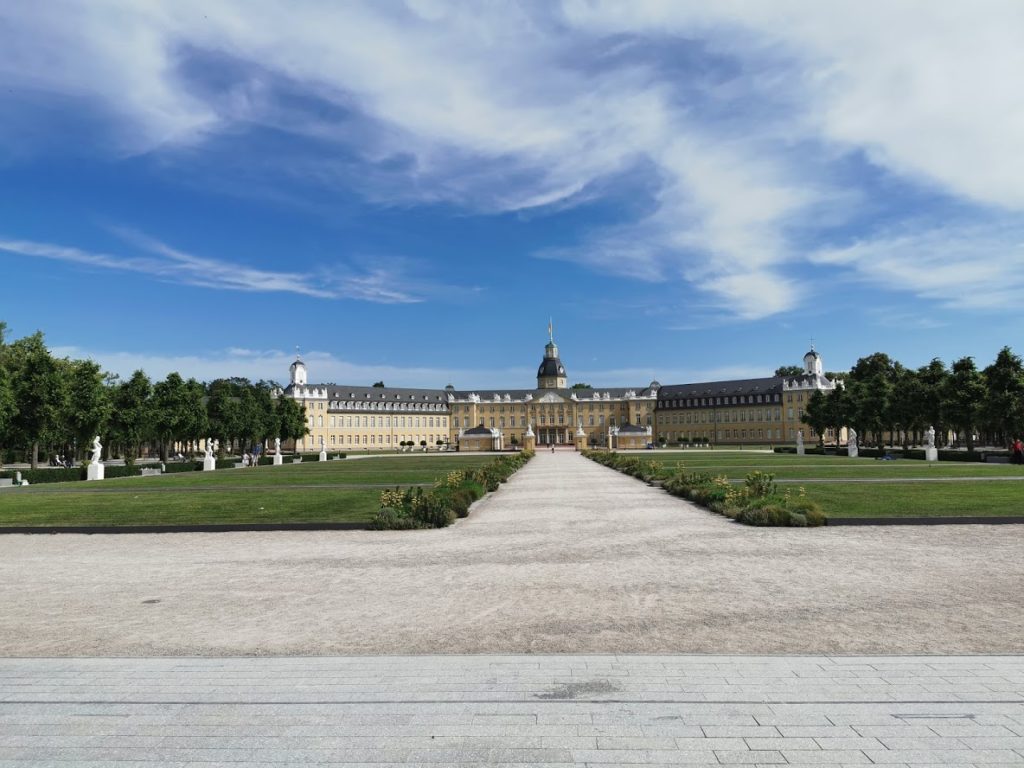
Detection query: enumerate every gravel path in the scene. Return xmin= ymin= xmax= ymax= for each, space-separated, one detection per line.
xmin=1 ymin=451 xmax=1021 ymax=656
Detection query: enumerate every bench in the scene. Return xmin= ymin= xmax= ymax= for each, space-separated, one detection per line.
xmin=0 ymin=478 xmax=12 ymax=488
xmin=139 ymin=468 xmax=162 ymax=477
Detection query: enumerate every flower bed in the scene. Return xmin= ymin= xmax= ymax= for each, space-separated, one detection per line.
xmin=370 ymin=450 xmax=534 ymax=529
xmin=584 ymin=451 xmax=825 ymax=527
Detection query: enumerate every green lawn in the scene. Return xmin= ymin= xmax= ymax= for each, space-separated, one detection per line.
xmin=800 ymin=482 xmax=1024 ymax=518
xmin=645 ymin=451 xmax=1024 ymax=480
xmin=629 ymin=451 xmax=1024 ymax=519
xmin=0 ymin=455 xmax=495 ymax=528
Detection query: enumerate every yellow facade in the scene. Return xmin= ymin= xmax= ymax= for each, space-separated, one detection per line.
xmin=281 ymin=336 xmax=837 ymax=452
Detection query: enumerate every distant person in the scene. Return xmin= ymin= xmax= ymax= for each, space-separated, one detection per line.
xmin=1013 ymin=438 xmax=1023 ymax=465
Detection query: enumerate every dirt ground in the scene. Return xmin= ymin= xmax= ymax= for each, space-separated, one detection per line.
xmin=1 ymin=451 xmax=1021 ymax=656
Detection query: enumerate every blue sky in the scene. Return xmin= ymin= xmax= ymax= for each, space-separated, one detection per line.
xmin=2 ymin=1 xmax=1024 ymax=388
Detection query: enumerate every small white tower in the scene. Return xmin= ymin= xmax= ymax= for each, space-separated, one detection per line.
xmin=803 ymin=346 xmax=823 ymax=376
xmin=289 ymin=353 xmax=307 ymax=387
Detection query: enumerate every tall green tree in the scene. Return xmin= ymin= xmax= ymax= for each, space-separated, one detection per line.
xmin=63 ymin=358 xmax=112 ymax=459
xmin=206 ymin=379 xmax=242 ymax=455
xmin=110 ymin=370 xmax=152 ymax=464
xmin=153 ymin=373 xmax=199 ymax=460
xmin=825 ymin=384 xmax=850 ymax=448
xmin=943 ymin=357 xmax=984 ymax=450
xmin=5 ymin=332 xmax=65 ymax=468
xmin=0 ymin=340 xmax=16 ymax=463
xmin=774 ymin=365 xmax=804 ymax=377
xmin=917 ymin=358 xmax=949 ymax=445
xmin=848 ymin=353 xmax=896 ymax=446
xmin=981 ymin=346 xmax=1024 ymax=445
xmin=802 ymin=390 xmax=829 ymax=446
xmin=276 ymin=396 xmax=307 ymax=445
xmin=889 ymin=364 xmax=924 ymax=448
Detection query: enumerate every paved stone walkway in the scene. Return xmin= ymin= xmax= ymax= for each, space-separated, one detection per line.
xmin=1 ymin=655 xmax=1022 ymax=765
xmin=1 ymin=451 xmax=1022 ymax=656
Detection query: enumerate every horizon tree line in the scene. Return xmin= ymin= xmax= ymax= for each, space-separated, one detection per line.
xmin=799 ymin=348 xmax=1024 ymax=450
xmin=0 ymin=323 xmax=307 ymax=469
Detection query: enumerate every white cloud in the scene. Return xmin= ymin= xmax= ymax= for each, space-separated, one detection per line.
xmin=0 ymin=232 xmax=455 ymax=304
xmin=50 ymin=344 xmax=774 ymax=389
xmin=810 ymin=222 xmax=1024 ymax=310
xmin=2 ymin=1 xmax=1023 ymax=319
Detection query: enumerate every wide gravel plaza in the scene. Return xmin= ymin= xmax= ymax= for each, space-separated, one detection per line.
xmin=1 ymin=450 xmax=1022 ymax=766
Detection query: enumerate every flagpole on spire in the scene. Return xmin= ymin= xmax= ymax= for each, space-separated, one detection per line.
xmin=548 ymin=317 xmax=553 ymax=343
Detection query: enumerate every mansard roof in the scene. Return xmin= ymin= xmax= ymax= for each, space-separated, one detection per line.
xmin=285 ymin=383 xmax=448 ymax=402
xmin=658 ymin=377 xmax=783 ymax=401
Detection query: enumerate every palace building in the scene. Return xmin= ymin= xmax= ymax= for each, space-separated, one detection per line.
xmin=281 ymin=329 xmax=838 ymax=452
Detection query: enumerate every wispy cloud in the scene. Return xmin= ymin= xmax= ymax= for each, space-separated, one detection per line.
xmin=2 ymin=1 xmax=1024 ymax=319
xmin=0 ymin=232 xmax=459 ymax=304
xmin=810 ymin=221 xmax=1024 ymax=310
xmin=50 ymin=344 xmax=774 ymax=389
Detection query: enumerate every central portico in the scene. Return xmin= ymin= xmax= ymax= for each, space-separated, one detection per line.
xmin=448 ymin=327 xmax=659 ymax=450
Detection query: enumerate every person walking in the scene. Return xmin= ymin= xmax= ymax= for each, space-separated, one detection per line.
xmin=1012 ymin=437 xmax=1023 ymax=465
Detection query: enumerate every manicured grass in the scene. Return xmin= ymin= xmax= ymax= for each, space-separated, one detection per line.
xmin=613 ymin=450 xmax=1023 ymax=519
xmin=0 ymin=455 xmax=496 ymax=528
xmin=643 ymin=451 xmax=1024 ymax=480
xmin=800 ymin=482 xmax=1024 ymax=518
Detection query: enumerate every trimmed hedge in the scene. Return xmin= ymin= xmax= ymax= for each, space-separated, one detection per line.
xmin=370 ymin=451 xmax=533 ymax=530
xmin=584 ymin=451 xmax=825 ymax=527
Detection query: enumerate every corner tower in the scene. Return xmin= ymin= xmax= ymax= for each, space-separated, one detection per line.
xmin=537 ymin=321 xmax=567 ymax=389
xmin=289 ymin=353 xmax=307 ymax=387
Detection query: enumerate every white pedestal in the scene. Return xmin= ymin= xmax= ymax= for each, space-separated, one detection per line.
xmin=319 ymin=450 xmax=328 ymax=462
xmin=848 ymin=446 xmax=858 ymax=458
xmin=796 ymin=445 xmax=805 ymax=456
xmin=273 ymin=454 xmax=283 ymax=466
xmin=925 ymin=446 xmax=938 ymax=462
xmin=86 ymin=462 xmax=104 ymax=481
xmin=203 ymin=456 xmax=216 ymax=471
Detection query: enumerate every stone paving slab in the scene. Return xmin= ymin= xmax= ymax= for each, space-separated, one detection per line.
xmin=0 ymin=655 xmax=1021 ymax=765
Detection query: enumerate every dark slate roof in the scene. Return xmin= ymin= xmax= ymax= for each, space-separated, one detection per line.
xmin=658 ymin=377 xmax=783 ymax=401
xmin=537 ymin=357 xmax=565 ymax=378
xmin=462 ymin=425 xmax=495 ymax=436
xmin=616 ymin=424 xmax=649 ymax=434
xmin=449 ymin=386 xmax=659 ymax=400
xmin=285 ymin=383 xmax=449 ymax=402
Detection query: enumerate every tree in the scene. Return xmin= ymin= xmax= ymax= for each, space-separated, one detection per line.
xmin=275 ymin=396 xmax=307 ymax=444
xmin=570 ymin=382 xmax=592 ymax=389
xmin=109 ymin=370 xmax=152 ymax=464
xmin=62 ymin=358 xmax=112 ymax=459
xmin=825 ymin=385 xmax=850 ymax=448
xmin=0 ymin=345 xmax=16 ymax=464
xmin=153 ymin=373 xmax=208 ymax=460
xmin=916 ymin=358 xmax=948 ymax=445
xmin=888 ymin=364 xmax=924 ymax=449
xmin=206 ymin=379 xmax=242 ymax=455
xmin=981 ymin=346 xmax=1024 ymax=445
xmin=372 ymin=381 xmax=385 ymax=388
xmin=802 ymin=390 xmax=829 ymax=446
xmin=775 ymin=366 xmax=804 ymax=377
xmin=5 ymin=332 xmax=65 ymax=468
xmin=943 ymin=357 xmax=984 ymax=450
xmin=848 ymin=353 xmax=896 ymax=446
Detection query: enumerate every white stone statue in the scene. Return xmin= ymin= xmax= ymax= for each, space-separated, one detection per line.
xmin=796 ymin=430 xmax=805 ymax=455
xmin=204 ymin=440 xmax=214 ymax=460
xmin=925 ymin=425 xmax=936 ymax=448
xmin=319 ymin=435 xmax=325 ymax=447
xmin=525 ymin=422 xmax=534 ymax=438
xmin=90 ymin=435 xmax=103 ymax=464
xmin=274 ymin=437 xmax=281 ymax=454
xmin=848 ymin=428 xmax=857 ymax=449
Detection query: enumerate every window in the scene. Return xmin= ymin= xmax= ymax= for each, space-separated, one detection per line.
xmin=318 ymin=415 xmax=323 ymax=427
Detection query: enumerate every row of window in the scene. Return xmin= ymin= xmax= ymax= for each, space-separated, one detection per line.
xmin=311 ymin=434 xmax=444 ymax=446
xmin=310 ymin=400 xmax=446 ymax=412
xmin=309 ymin=415 xmax=449 ymax=429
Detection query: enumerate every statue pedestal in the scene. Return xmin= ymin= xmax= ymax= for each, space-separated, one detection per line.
xmin=203 ymin=456 xmax=216 ymax=471
xmin=272 ymin=453 xmax=283 ymax=466
xmin=848 ymin=446 xmax=858 ymax=458
xmin=319 ymin=450 xmax=328 ymax=462
xmin=523 ymin=435 xmax=536 ymax=452
xmin=925 ymin=447 xmax=938 ymax=462
xmin=796 ymin=444 xmax=805 ymax=456
xmin=86 ymin=462 xmax=104 ymax=481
